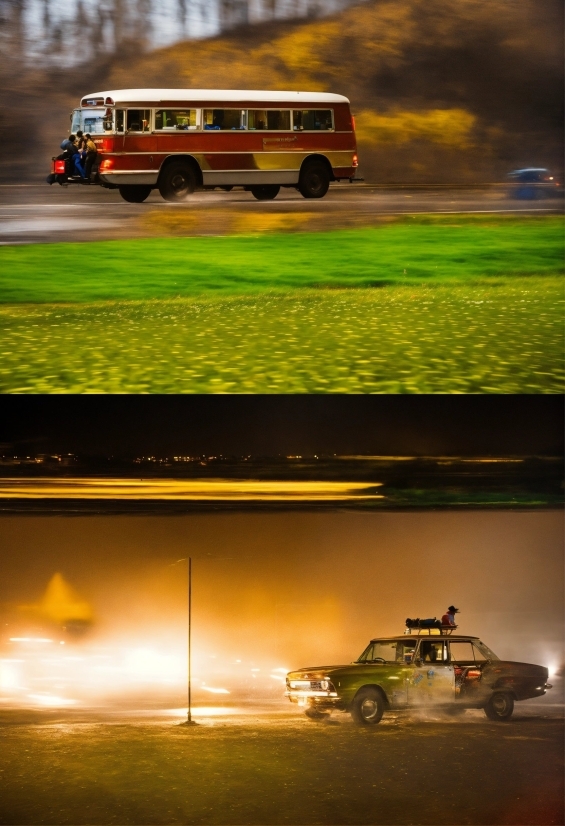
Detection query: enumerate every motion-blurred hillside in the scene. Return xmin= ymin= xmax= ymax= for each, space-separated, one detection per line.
xmin=3 ymin=0 xmax=563 ymax=183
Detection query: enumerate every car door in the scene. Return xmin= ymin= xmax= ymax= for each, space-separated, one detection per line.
xmin=408 ymin=639 xmax=455 ymax=705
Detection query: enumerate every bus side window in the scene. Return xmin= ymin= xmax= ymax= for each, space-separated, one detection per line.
xmin=115 ymin=110 xmax=125 ymax=133
xmin=293 ymin=110 xmax=333 ymax=131
xmin=126 ymin=109 xmax=151 ymax=132
xmin=203 ymin=109 xmax=243 ymax=130
xmin=155 ymin=109 xmax=199 ymax=130
xmin=249 ymin=110 xmax=290 ymax=130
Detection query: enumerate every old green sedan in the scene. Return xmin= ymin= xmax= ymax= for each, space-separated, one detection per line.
xmin=286 ymin=634 xmax=552 ymax=724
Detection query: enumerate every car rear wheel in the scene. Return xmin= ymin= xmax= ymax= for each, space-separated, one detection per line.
xmin=250 ymin=185 xmax=280 ymax=200
xmin=484 ymin=692 xmax=514 ymax=721
xmin=350 ymin=687 xmax=384 ymax=725
xmin=119 ymin=185 xmax=152 ymax=203
xmin=159 ymin=163 xmax=197 ymax=202
xmin=298 ymin=161 xmax=330 ymax=199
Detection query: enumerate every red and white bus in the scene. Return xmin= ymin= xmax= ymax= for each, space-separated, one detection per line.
xmin=49 ymin=89 xmax=359 ymax=202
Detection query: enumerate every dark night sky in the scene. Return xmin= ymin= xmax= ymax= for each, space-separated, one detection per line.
xmin=1 ymin=396 xmax=563 ymax=457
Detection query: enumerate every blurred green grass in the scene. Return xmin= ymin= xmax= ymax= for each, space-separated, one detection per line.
xmin=0 ymin=216 xmax=563 ymax=303
xmin=1 ymin=280 xmax=562 ymax=393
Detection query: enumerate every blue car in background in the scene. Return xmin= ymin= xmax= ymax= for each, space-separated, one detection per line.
xmin=507 ymin=168 xmax=562 ymax=199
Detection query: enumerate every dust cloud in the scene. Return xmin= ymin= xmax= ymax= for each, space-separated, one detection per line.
xmin=0 ymin=510 xmax=562 ymax=704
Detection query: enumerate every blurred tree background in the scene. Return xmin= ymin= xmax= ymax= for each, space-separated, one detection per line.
xmin=0 ymin=0 xmax=562 ymax=183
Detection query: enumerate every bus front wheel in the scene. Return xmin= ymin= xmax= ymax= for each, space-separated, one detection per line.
xmin=250 ymin=185 xmax=280 ymax=201
xmin=119 ymin=185 xmax=151 ymax=203
xmin=159 ymin=163 xmax=197 ymax=202
xmin=298 ymin=161 xmax=330 ymax=199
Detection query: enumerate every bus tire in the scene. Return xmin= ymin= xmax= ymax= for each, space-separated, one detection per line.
xmin=119 ymin=185 xmax=152 ymax=203
xmin=298 ymin=161 xmax=330 ymax=199
xmin=158 ymin=162 xmax=197 ymax=201
xmin=250 ymin=185 xmax=280 ymax=201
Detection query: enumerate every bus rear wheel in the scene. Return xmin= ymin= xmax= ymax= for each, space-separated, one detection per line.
xmin=159 ymin=163 xmax=197 ymax=201
xmin=250 ymin=185 xmax=280 ymax=201
xmin=119 ymin=185 xmax=151 ymax=203
xmin=298 ymin=161 xmax=330 ymax=199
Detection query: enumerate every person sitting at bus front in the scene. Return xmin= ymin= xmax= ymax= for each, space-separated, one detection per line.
xmin=83 ymin=134 xmax=98 ymax=180
xmin=62 ymin=135 xmax=86 ymax=179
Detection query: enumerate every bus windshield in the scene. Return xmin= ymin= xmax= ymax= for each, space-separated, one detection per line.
xmin=71 ymin=109 xmax=112 ymax=134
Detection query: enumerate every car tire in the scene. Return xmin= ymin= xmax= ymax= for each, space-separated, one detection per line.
xmin=158 ymin=162 xmax=197 ymax=202
xmin=119 ymin=185 xmax=152 ymax=203
xmin=298 ymin=161 xmax=330 ymax=199
xmin=350 ymin=687 xmax=384 ymax=725
xmin=250 ymin=185 xmax=280 ymax=201
xmin=484 ymin=692 xmax=514 ymax=721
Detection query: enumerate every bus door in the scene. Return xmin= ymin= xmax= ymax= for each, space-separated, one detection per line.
xmin=114 ymin=109 xmax=126 ymax=150
xmin=408 ymin=639 xmax=455 ymax=705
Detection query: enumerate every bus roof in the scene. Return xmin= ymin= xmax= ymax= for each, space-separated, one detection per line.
xmin=80 ymin=89 xmax=350 ymax=105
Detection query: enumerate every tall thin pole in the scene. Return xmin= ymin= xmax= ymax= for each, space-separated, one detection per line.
xmin=188 ymin=556 xmax=192 ymax=723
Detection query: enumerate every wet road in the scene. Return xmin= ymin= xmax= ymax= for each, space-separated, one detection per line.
xmin=0 ymin=183 xmax=562 ymax=244
xmin=0 ymin=701 xmax=563 ymax=825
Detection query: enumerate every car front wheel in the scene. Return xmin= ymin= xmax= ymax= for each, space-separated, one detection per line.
xmin=350 ymin=687 xmax=384 ymax=725
xmin=484 ymin=692 xmax=514 ymax=721
xmin=119 ymin=185 xmax=152 ymax=203
xmin=159 ymin=163 xmax=197 ymax=201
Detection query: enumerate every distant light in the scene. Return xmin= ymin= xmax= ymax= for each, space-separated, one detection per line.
xmin=250 ymin=668 xmax=260 ymax=672
xmin=27 ymin=694 xmax=77 ymax=707
xmin=271 ymin=667 xmax=289 ymax=673
xmin=201 ymin=686 xmax=230 ymax=694
xmin=10 ymin=637 xmax=53 ymax=643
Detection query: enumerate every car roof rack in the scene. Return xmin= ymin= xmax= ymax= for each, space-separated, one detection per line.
xmin=404 ymin=623 xmax=458 ymax=636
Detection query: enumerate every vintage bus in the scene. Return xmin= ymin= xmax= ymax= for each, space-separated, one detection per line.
xmin=49 ymin=89 xmax=359 ymax=202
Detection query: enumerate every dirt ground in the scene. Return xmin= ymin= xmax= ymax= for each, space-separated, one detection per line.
xmin=0 ymin=702 xmax=562 ymax=826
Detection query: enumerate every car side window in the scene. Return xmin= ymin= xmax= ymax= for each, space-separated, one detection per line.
xmin=419 ymin=641 xmax=448 ymax=663
xmin=449 ymin=641 xmax=475 ymax=663
xmin=396 ymin=641 xmax=416 ymax=662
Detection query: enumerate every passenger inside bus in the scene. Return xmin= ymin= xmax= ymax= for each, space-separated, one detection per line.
xmin=203 ymin=109 xmax=244 ymax=130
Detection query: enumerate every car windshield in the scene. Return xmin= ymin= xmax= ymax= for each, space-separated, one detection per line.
xmin=474 ymin=640 xmax=499 ymax=661
xmin=356 ymin=640 xmax=416 ymax=663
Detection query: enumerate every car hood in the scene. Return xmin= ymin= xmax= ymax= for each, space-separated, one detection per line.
xmin=287 ymin=663 xmax=365 ymax=679
xmin=483 ymin=660 xmax=548 ymax=678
